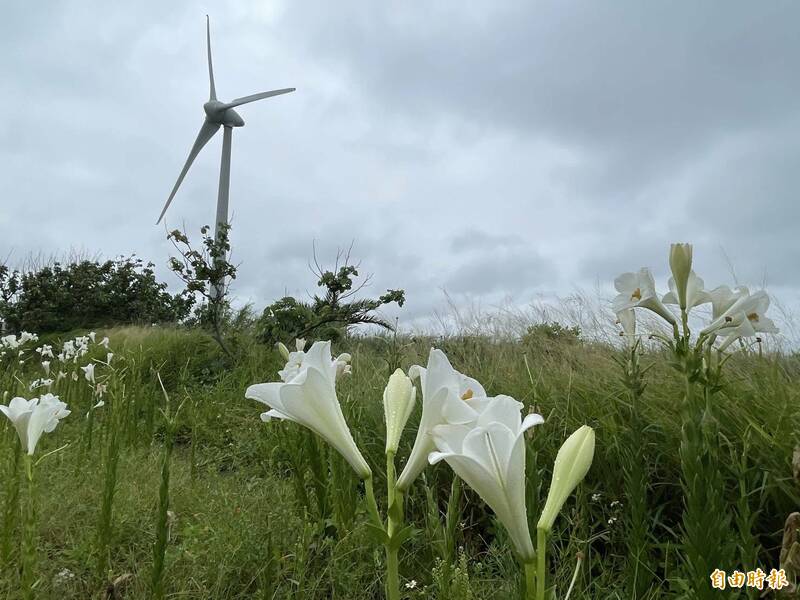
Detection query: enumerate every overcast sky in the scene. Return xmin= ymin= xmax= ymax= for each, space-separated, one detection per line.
xmin=2 ymin=2 xmax=798 ymax=338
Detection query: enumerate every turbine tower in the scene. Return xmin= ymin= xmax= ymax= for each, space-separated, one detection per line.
xmin=157 ymin=16 xmax=294 ymax=297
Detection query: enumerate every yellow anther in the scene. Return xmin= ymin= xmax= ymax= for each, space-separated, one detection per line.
xmin=461 ymin=388 xmax=473 ymax=400
xmin=631 ymin=288 xmax=642 ymax=301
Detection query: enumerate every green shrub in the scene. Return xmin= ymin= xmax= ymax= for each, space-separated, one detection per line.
xmin=0 ymin=257 xmax=192 ymax=334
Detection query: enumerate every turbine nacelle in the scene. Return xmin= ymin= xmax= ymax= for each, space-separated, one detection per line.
xmin=204 ymin=101 xmax=245 ymax=127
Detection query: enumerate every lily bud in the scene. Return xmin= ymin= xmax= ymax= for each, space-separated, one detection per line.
xmin=669 ymin=243 xmax=693 ymax=310
xmin=383 ymin=368 xmax=416 ymax=455
xmin=276 ymin=342 xmax=290 ymax=361
xmin=537 ymin=425 xmax=595 ymax=532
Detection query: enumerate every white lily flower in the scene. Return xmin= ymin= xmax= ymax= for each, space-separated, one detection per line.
xmin=612 ymin=268 xmax=677 ymax=326
xmin=41 ymin=361 xmax=51 ymax=376
xmin=616 ymin=308 xmax=636 ymax=342
xmin=29 ymin=378 xmax=54 ymax=391
xmin=429 ymin=395 xmax=544 ymax=560
xmin=662 ymin=271 xmax=712 ymax=311
xmin=88 ymin=332 xmax=96 ymax=343
xmin=713 ymin=291 xmax=779 ymax=350
xmin=19 ymin=332 xmax=38 ymax=344
xmin=708 ymin=285 xmax=749 ymax=320
xmin=81 ymin=363 xmax=95 ymax=383
xmin=702 ymin=289 xmax=778 ymax=338
xmin=99 ymin=337 xmax=110 ymax=349
xmin=86 ymin=399 xmax=105 ymax=419
xmin=395 ymin=348 xmax=489 ymax=492
xmin=334 ymin=353 xmax=352 ymax=377
xmin=245 ymin=341 xmax=371 ymax=479
xmin=0 ymin=394 xmax=70 ymax=455
xmin=1 ymin=334 xmax=18 ymax=349
xmin=106 ymin=353 xmax=114 ymax=364
xmin=383 ymin=368 xmax=416 ymax=455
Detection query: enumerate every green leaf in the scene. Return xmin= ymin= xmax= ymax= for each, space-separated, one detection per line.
xmin=364 ymin=523 xmax=389 ymax=546
xmin=387 ymin=525 xmax=419 ymax=551
xmin=388 ymin=498 xmax=404 ymax=523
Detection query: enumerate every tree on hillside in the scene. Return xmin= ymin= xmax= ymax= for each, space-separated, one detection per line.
xmin=257 ymin=245 xmax=405 ymax=344
xmin=167 ymin=223 xmax=238 ymax=358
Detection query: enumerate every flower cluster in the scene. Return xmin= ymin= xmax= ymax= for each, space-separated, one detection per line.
xmin=0 ymin=331 xmax=39 ymax=359
xmin=1 ymin=331 xmax=39 ymax=349
xmin=2 ymin=329 xmax=114 ymax=435
xmin=397 ymin=349 xmax=551 ymax=561
xmin=246 ymin=340 xmax=595 ymax=597
xmin=613 ymin=243 xmax=778 ymax=350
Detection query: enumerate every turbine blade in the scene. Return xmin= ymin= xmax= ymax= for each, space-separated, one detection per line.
xmin=157 ymin=121 xmax=221 ymax=224
xmin=206 ymin=15 xmax=216 ymax=101
xmin=224 ymin=88 xmax=295 ymax=109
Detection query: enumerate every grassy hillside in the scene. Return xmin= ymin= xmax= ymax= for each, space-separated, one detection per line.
xmin=1 ymin=325 xmax=798 ymax=598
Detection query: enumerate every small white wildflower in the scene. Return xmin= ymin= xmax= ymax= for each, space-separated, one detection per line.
xmin=591 ymin=493 xmax=602 ymax=502
xmin=106 ymin=352 xmax=114 ymax=364
xmin=405 ymin=580 xmax=418 ymax=590
xmin=42 ymin=360 xmax=51 ymax=376
xmin=53 ymin=567 xmax=76 ymax=586
xmin=608 ymin=516 xmax=618 ymax=526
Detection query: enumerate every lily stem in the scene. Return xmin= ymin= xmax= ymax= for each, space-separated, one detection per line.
xmin=385 ymin=451 xmax=400 ymax=600
xmin=524 ymin=560 xmax=536 ymax=600
xmin=21 ymin=454 xmax=36 ymax=600
xmin=536 ymin=527 xmax=547 ymax=600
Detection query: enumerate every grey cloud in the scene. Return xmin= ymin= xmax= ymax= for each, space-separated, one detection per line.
xmin=445 ymin=250 xmax=554 ymax=295
xmin=1 ymin=1 xmax=799 ymax=334
xmin=450 ymin=229 xmax=522 ymax=252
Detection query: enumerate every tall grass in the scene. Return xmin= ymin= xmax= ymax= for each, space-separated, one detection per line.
xmin=0 ymin=322 xmax=797 ymax=598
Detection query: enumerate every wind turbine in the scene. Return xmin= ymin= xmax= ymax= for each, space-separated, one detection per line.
xmin=157 ymin=16 xmax=294 ymax=296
